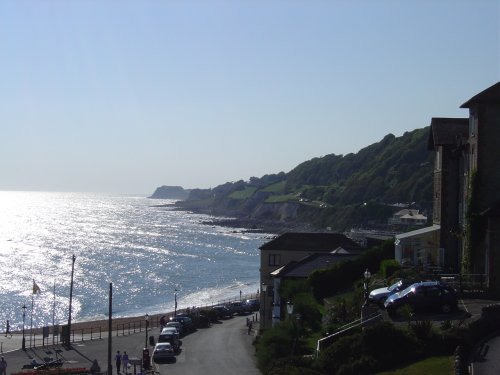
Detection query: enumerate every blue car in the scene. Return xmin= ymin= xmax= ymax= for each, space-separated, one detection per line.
xmin=384 ymin=281 xmax=457 ymax=317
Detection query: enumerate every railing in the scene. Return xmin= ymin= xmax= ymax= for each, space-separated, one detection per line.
xmin=25 ymin=326 xmax=103 ymax=348
xmin=315 ymin=311 xmax=382 ymax=357
xmin=438 ymin=273 xmax=488 ymax=293
xmin=22 ymin=292 xmax=260 ymax=348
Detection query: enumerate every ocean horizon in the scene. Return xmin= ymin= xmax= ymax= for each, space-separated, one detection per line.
xmin=0 ymin=191 xmax=272 ymax=330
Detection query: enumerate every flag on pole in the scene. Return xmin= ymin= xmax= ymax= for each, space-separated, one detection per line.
xmin=33 ymin=280 xmax=41 ymax=294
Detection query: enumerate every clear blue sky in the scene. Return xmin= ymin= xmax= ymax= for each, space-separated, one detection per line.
xmin=1 ymin=1 xmax=499 ymax=194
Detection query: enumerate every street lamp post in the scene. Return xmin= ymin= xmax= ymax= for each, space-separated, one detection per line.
xmin=261 ymin=284 xmax=267 ymax=329
xmin=174 ymin=289 xmax=178 ymax=317
xmin=21 ymin=304 xmax=26 ymax=351
xmin=287 ymin=301 xmax=294 ymax=317
xmin=364 ymin=268 xmax=371 ymax=304
xmin=144 ymin=314 xmax=149 ymax=348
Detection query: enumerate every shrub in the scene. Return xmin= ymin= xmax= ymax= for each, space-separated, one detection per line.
xmin=256 ymin=321 xmax=297 ymax=372
xmin=380 ymin=259 xmax=401 ymax=279
xmin=316 ymin=322 xmax=419 ymax=374
xmin=410 ymin=319 xmax=433 ymax=340
xmin=309 ymin=240 xmax=394 ymax=301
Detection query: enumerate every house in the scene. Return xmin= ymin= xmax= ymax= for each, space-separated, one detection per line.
xmin=427 ymin=117 xmax=469 ymax=271
xmin=402 ymin=82 xmax=500 ymax=294
xmin=259 ymin=232 xmax=361 ymax=329
xmin=459 ymin=82 xmax=500 ymax=294
xmin=395 ymin=224 xmax=441 ymax=268
xmin=269 ymin=252 xmax=358 ymax=325
xmin=389 ymin=209 xmax=428 ymax=227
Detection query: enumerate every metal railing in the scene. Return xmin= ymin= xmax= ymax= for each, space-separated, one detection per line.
xmin=315 ymin=311 xmax=382 ymax=357
xmin=438 ymin=273 xmax=488 ymax=293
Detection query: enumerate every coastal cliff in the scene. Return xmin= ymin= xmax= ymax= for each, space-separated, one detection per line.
xmin=153 ymin=127 xmax=433 ymax=232
xmin=149 ymin=185 xmax=190 ymax=200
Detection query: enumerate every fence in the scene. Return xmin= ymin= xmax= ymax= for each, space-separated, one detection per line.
xmin=24 ymin=292 xmax=260 ymax=348
xmin=315 ymin=311 xmax=382 ymax=357
xmin=438 ymin=273 xmax=487 ymax=293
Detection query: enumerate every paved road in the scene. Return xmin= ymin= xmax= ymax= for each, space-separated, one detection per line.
xmin=153 ymin=316 xmax=259 ymax=375
xmin=1 ymin=315 xmax=260 ymax=375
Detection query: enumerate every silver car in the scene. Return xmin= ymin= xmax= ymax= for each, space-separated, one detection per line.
xmin=152 ymin=342 xmax=175 ymax=361
xmin=368 ymin=280 xmax=410 ymax=307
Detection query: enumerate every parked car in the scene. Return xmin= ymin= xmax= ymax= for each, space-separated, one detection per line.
xmin=368 ymin=279 xmax=412 ymax=307
xmin=165 ymin=321 xmax=183 ymax=336
xmin=160 ymin=327 xmax=179 ymax=336
xmin=245 ymin=298 xmax=260 ymax=312
xmin=158 ymin=330 xmax=181 ymax=352
xmin=170 ymin=316 xmax=195 ymax=333
xmin=211 ymin=305 xmax=233 ymax=319
xmin=384 ymin=281 xmax=458 ymax=317
xmin=228 ymin=301 xmax=251 ymax=315
xmin=152 ymin=342 xmax=175 ymax=362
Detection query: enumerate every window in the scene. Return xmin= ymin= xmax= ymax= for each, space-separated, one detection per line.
xmin=269 ymin=254 xmax=281 ymax=267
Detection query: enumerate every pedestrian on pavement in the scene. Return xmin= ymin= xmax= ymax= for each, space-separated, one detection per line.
xmin=160 ymin=315 xmax=167 ymax=331
xmin=122 ymin=351 xmax=129 ymax=374
xmin=115 ymin=350 xmax=122 ymax=373
xmin=90 ymin=359 xmax=101 ymax=375
xmin=0 ymin=357 xmax=7 ymax=375
xmin=4 ymin=320 xmax=11 ymax=337
xmin=247 ymin=321 xmax=252 ymax=335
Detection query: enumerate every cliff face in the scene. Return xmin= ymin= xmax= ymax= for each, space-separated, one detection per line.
xmin=149 ymin=186 xmax=190 ymax=200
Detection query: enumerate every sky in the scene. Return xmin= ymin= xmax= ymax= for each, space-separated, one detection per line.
xmin=1 ymin=1 xmax=499 ymax=194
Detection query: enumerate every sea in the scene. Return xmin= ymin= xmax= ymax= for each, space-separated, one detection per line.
xmin=0 ymin=191 xmax=273 ymax=331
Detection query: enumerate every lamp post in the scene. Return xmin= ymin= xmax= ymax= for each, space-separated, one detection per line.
xmin=145 ymin=314 xmax=149 ymax=348
xmin=21 ymin=304 xmax=26 ymax=351
xmin=364 ymin=268 xmax=371 ymax=304
xmin=261 ymin=284 xmax=267 ymax=329
xmin=287 ymin=301 xmax=293 ymax=318
xmin=174 ymin=289 xmax=178 ymax=317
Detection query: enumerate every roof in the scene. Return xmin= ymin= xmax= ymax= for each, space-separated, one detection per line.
xmin=461 ymin=82 xmax=500 ymax=108
xmin=394 ymin=209 xmax=420 ymax=217
xmin=270 ymin=253 xmax=356 ymax=278
xmin=259 ymin=232 xmax=361 ymax=252
xmin=395 ymin=224 xmax=440 ymax=240
xmin=427 ymin=118 xmax=469 ymax=150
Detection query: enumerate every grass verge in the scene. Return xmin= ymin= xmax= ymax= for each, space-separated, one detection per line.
xmin=376 ymin=355 xmax=454 ymax=375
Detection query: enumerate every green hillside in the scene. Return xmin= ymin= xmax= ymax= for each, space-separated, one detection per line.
xmin=175 ymin=127 xmax=433 ymax=231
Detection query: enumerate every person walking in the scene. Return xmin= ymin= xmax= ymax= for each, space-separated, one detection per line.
xmin=247 ymin=321 xmax=252 ymax=335
xmin=160 ymin=315 xmax=167 ymax=331
xmin=122 ymin=351 xmax=129 ymax=374
xmin=115 ymin=350 xmax=122 ymax=373
xmin=4 ymin=320 xmax=11 ymax=337
xmin=0 ymin=357 xmax=7 ymax=375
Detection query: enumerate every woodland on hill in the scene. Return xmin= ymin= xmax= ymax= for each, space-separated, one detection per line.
xmin=174 ymin=127 xmax=434 ymax=232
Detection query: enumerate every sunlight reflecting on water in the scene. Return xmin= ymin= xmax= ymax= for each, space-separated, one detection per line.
xmin=0 ymin=191 xmax=269 ymax=329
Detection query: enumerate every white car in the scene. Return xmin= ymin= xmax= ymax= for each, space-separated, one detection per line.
xmin=161 ymin=327 xmax=179 ymax=336
xmin=368 ymin=280 xmax=410 ymax=307
xmin=152 ymin=342 xmax=175 ymax=361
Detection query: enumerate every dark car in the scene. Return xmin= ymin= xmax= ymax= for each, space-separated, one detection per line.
xmin=211 ymin=305 xmax=233 ymax=319
xmin=245 ymin=298 xmax=260 ymax=312
xmin=170 ymin=316 xmax=195 ymax=333
xmin=384 ymin=281 xmax=457 ymax=317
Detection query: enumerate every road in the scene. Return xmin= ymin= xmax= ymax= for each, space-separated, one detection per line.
xmin=152 ymin=316 xmax=260 ymax=375
xmin=2 ymin=315 xmax=261 ymax=375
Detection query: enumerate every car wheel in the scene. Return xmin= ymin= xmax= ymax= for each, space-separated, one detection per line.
xmin=442 ymin=304 xmax=452 ymax=314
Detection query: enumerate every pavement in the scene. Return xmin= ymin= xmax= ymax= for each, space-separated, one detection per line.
xmin=0 ymin=315 xmax=260 ymax=375
xmin=2 ymin=297 xmax=499 ymax=375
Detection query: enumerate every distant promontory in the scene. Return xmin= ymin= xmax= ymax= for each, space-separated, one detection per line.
xmin=148 ymin=185 xmax=190 ymax=200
